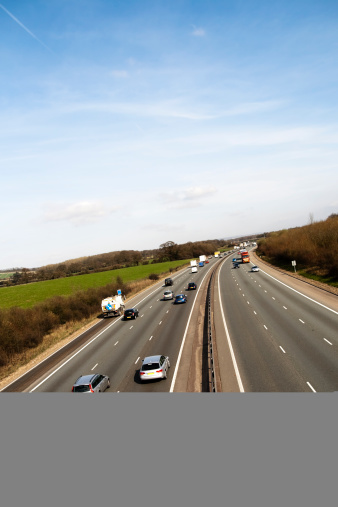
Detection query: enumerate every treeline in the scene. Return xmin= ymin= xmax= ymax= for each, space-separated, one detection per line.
xmin=257 ymin=214 xmax=338 ymax=279
xmin=2 ymin=239 xmax=227 ymax=287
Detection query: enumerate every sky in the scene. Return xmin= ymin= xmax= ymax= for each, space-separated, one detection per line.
xmin=1 ymin=0 xmax=338 ymax=269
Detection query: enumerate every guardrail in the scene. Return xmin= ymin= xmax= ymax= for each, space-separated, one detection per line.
xmin=206 ymin=267 xmax=217 ymax=392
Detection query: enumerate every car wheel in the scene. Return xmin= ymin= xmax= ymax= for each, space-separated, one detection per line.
xmin=164 ymin=369 xmax=167 ymax=379
xmin=107 ymin=379 xmax=110 ymax=389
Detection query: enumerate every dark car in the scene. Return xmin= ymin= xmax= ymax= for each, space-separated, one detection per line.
xmin=174 ymin=294 xmax=187 ymax=304
xmin=72 ymin=374 xmax=110 ymax=393
xmin=165 ymin=278 xmax=173 ymax=286
xmin=124 ymin=308 xmax=139 ymax=319
xmin=233 ymin=262 xmax=240 ymax=268
xmin=187 ymin=282 xmax=197 ymax=290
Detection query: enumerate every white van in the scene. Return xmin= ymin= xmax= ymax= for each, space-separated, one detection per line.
xmin=191 ymin=267 xmax=198 ymax=273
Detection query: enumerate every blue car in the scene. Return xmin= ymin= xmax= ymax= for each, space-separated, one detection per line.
xmin=174 ymin=294 xmax=187 ymax=304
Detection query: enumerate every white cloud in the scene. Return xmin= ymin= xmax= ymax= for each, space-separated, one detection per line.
xmin=191 ymin=26 xmax=206 ymax=37
xmin=42 ymin=201 xmax=117 ymax=226
xmin=160 ymin=186 xmax=217 ymax=209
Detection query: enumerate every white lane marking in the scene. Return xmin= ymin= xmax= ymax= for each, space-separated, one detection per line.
xmin=279 ymin=346 xmax=286 ymax=353
xmin=254 ymin=311 xmax=257 ymax=315
xmin=114 ymin=341 xmax=119 ymax=346
xmin=149 ymin=336 xmax=153 ymax=341
xmin=170 ymin=268 xmax=212 ymax=393
xmin=307 ymin=382 xmax=316 ymax=393
xmin=272 ymin=297 xmax=276 ymax=300
xmin=258 ymin=268 xmax=338 ymax=315
xmin=324 ymin=338 xmax=332 ymax=345
xmin=28 ymin=310 xmax=126 ymax=392
xmin=141 ymin=314 xmax=144 ymax=317
xmin=217 ymin=266 xmax=245 ymax=393
xmin=264 ymin=325 xmax=268 ymax=330
xmin=247 ymin=301 xmax=250 ymax=304
xmin=150 ymin=306 xmax=153 ymax=308
xmin=264 ymin=290 xmax=267 ymax=293
xmin=159 ymin=321 xmax=162 ymax=325
xmin=283 ymin=306 xmax=288 ymax=310
xmin=130 ymin=326 xmax=133 ymax=329
xmin=299 ymin=319 xmax=305 ymax=324
xmin=91 ymin=363 xmax=98 ymax=370
xmin=166 ymin=310 xmax=169 ymax=313
xmin=135 ymin=357 xmax=140 ymax=364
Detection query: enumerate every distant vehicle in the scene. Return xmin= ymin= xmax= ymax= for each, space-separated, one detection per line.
xmin=240 ymin=250 xmax=250 ymax=263
xmin=101 ymin=293 xmax=125 ymax=318
xmin=191 ymin=267 xmax=198 ymax=273
xmin=187 ymin=282 xmax=197 ymax=290
xmin=163 ymin=290 xmax=174 ymax=300
xmin=199 ymin=255 xmax=206 ymax=263
xmin=233 ymin=262 xmax=240 ymax=268
xmin=174 ymin=294 xmax=187 ymax=304
xmin=199 ymin=261 xmax=204 ymax=267
xmin=139 ymin=355 xmax=170 ymax=381
xmin=72 ymin=374 xmax=110 ymax=392
xmin=251 ymin=265 xmax=259 ymax=272
xmin=190 ymin=260 xmax=197 ymax=267
xmin=165 ymin=278 xmax=173 ymax=286
xmin=124 ymin=308 xmax=139 ymax=319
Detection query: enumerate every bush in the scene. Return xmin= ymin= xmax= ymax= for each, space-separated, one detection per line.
xmin=148 ymin=273 xmax=159 ymax=280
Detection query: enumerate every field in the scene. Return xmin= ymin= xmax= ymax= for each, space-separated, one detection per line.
xmin=0 ymin=260 xmax=189 ymax=309
xmin=0 ymin=273 xmax=14 ymax=280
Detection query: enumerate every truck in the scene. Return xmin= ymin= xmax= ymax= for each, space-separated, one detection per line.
xmin=190 ymin=260 xmax=197 ymax=267
xmin=101 ymin=293 xmax=125 ymax=318
xmin=240 ymin=250 xmax=250 ymax=263
xmin=214 ymin=251 xmax=220 ymax=257
xmin=199 ymin=255 xmax=206 ymax=263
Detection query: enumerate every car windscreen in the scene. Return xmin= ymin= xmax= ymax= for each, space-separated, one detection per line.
xmin=73 ymin=385 xmax=90 ymax=392
xmin=142 ymin=363 xmax=160 ymax=371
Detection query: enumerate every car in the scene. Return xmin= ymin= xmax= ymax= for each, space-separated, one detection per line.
xmin=233 ymin=262 xmax=240 ymax=268
xmin=205 ymin=260 xmax=209 ymax=264
xmin=139 ymin=355 xmax=170 ymax=381
xmin=164 ymin=278 xmax=173 ymax=286
xmin=251 ymin=265 xmax=259 ymax=272
xmin=174 ymin=294 xmax=187 ymax=303
xmin=163 ymin=290 xmax=174 ymax=300
xmin=187 ymin=282 xmax=197 ymax=290
xmin=72 ymin=374 xmax=110 ymax=392
xmin=124 ymin=308 xmax=139 ymax=319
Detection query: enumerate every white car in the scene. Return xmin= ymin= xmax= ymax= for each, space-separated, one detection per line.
xmin=163 ymin=290 xmax=174 ymax=300
xmin=251 ymin=265 xmax=259 ymax=272
xmin=139 ymin=355 xmax=170 ymax=381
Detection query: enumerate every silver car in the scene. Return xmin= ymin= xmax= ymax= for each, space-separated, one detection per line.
xmin=251 ymin=265 xmax=259 ymax=272
xmin=139 ymin=355 xmax=170 ymax=381
xmin=72 ymin=374 xmax=110 ymax=392
xmin=163 ymin=290 xmax=174 ymax=300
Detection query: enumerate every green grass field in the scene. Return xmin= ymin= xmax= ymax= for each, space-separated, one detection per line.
xmin=0 ymin=260 xmax=189 ymax=309
xmin=0 ymin=273 xmax=14 ymax=280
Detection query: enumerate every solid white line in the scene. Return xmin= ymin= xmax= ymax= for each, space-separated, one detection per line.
xmin=279 ymin=346 xmax=286 ymax=354
xmin=307 ymin=382 xmax=316 ymax=393
xmin=324 ymin=338 xmax=332 ymax=345
xmin=217 ymin=264 xmax=245 ymax=392
xmin=258 ymin=267 xmax=338 ymax=315
xmin=91 ymin=363 xmax=98 ymax=370
xmin=28 ymin=312 xmax=125 ymax=392
xmin=170 ymin=269 xmax=212 ymax=392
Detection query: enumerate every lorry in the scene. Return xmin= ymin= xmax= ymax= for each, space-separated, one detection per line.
xmin=240 ymin=250 xmax=250 ymax=263
xmin=199 ymin=255 xmax=206 ymax=263
xmin=101 ymin=293 xmax=125 ymax=318
xmin=214 ymin=251 xmax=220 ymax=257
xmin=190 ymin=260 xmax=197 ymax=267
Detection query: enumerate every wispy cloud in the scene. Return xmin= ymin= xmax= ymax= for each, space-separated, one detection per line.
xmin=110 ymin=70 xmax=129 ymax=78
xmin=191 ymin=25 xmax=205 ymax=37
xmin=42 ymin=201 xmax=117 ymax=226
xmin=0 ymin=3 xmax=53 ymax=52
xmin=160 ymin=186 xmax=217 ymax=209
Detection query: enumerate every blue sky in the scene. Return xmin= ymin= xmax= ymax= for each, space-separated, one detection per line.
xmin=1 ymin=0 xmax=338 ymax=268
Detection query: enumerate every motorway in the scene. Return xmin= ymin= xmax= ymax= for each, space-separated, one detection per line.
xmin=2 ymin=249 xmax=338 ymax=393
xmin=4 ymin=258 xmax=219 ymax=392
xmin=214 ymin=253 xmax=338 ymax=392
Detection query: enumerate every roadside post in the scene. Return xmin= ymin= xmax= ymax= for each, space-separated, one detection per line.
xmin=292 ymin=260 xmax=296 ymax=273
